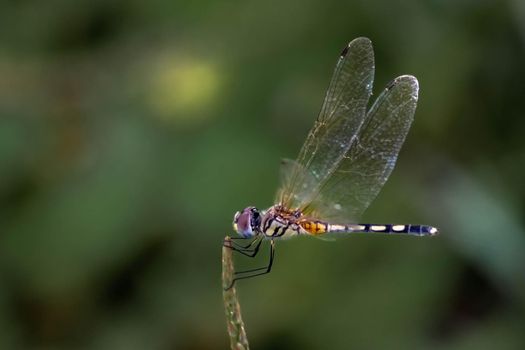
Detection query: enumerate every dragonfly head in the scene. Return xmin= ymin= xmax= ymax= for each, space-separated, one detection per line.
xmin=233 ymin=207 xmax=261 ymax=238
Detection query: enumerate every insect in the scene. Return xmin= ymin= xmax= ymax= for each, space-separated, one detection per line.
xmin=225 ymin=37 xmax=438 ymax=289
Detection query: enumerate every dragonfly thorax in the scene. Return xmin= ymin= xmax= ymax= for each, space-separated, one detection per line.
xmin=233 ymin=207 xmax=261 ymax=238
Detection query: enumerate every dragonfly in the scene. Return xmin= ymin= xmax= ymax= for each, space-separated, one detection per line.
xmin=225 ymin=37 xmax=438 ymax=289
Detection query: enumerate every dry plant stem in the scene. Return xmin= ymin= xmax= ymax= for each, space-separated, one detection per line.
xmin=222 ymin=236 xmax=250 ymax=350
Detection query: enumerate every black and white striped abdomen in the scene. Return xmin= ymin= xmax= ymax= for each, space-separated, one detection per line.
xmin=328 ymin=223 xmax=439 ymax=236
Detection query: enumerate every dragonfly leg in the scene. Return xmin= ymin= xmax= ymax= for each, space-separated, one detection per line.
xmin=224 ymin=240 xmax=275 ymax=290
xmin=227 ymin=236 xmax=262 ymax=250
xmin=223 ymin=236 xmax=263 ymax=257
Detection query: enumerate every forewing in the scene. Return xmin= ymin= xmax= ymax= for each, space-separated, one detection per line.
xmin=306 ymin=75 xmax=419 ymax=222
xmin=277 ymin=37 xmax=375 ymax=209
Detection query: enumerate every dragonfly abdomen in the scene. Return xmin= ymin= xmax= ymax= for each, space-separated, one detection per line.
xmin=327 ymin=223 xmax=438 ymax=236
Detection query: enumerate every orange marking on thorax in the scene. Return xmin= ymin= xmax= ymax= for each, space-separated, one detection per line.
xmin=300 ymin=220 xmax=327 ymax=235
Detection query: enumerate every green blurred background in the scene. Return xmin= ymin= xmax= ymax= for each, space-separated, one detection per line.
xmin=1 ymin=0 xmax=524 ymax=349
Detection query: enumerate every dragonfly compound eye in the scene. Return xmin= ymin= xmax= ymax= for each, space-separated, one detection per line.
xmin=250 ymin=208 xmax=261 ymax=231
xmin=233 ymin=207 xmax=258 ymax=237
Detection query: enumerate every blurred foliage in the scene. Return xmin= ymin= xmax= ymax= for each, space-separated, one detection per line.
xmin=0 ymin=0 xmax=524 ymax=349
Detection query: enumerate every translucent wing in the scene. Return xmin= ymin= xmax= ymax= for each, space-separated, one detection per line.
xmin=304 ymin=75 xmax=419 ymax=222
xmin=276 ymin=37 xmax=375 ymax=209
